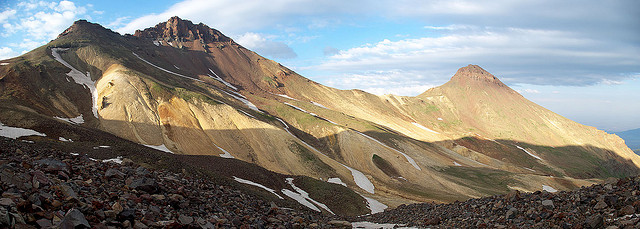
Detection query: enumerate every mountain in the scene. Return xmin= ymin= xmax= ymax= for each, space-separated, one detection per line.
xmin=1 ymin=17 xmax=638 ymax=215
xmin=616 ymin=128 xmax=640 ymax=153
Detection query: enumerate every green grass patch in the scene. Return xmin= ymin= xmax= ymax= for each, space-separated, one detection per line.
xmin=288 ymin=141 xmax=334 ymax=175
xmin=442 ymin=166 xmax=514 ymax=196
xmin=294 ymin=176 xmax=369 ymax=216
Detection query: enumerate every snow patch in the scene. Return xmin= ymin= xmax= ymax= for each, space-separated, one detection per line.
xmin=515 ymin=145 xmax=542 ymax=160
xmin=285 ymin=178 xmax=334 ymax=214
xmin=93 ymin=146 xmax=111 ymax=149
xmin=55 ymin=115 xmax=85 ymax=124
xmin=102 ymin=156 xmax=123 ymax=164
xmin=542 ymin=185 xmax=557 ymax=193
xmin=51 ymin=48 xmax=99 ymax=118
xmin=343 ymin=165 xmax=375 ymax=194
xmin=59 ymin=137 xmax=73 ymax=142
xmin=281 ymin=189 xmax=320 ymax=212
xmin=524 ymin=167 xmax=536 ymax=172
xmin=351 ymin=222 xmax=410 ymax=229
xmin=453 ymin=161 xmax=462 ymax=166
xmin=354 ymin=131 xmax=421 ymax=170
xmin=0 ymin=63 xmax=9 ymax=66
xmin=0 ymin=121 xmax=47 ymax=139
xmin=208 ymin=69 xmax=238 ymax=90
xmin=284 ymin=102 xmax=337 ymax=125
xmin=152 ymin=40 xmax=159 ymax=46
xmin=144 ymin=144 xmax=173 ymax=154
xmin=219 ymin=90 xmax=260 ymax=112
xmin=411 ymin=122 xmax=440 ymax=134
xmin=173 ymin=65 xmax=180 ymax=69
xmin=214 ymin=143 xmax=234 ymax=159
xmin=132 ymin=52 xmax=203 ymax=82
xmin=237 ymin=109 xmax=255 ymax=118
xmin=70 ymin=153 xmax=79 ymax=156
xmin=275 ymin=94 xmax=298 ymax=101
xmin=233 ymin=176 xmax=283 ymax=199
xmin=311 ymin=101 xmax=327 ymax=109
xmin=284 ymin=102 xmax=317 ymax=117
xmin=362 ymin=195 xmax=388 ymax=214
xmin=437 ymin=117 xmax=443 ymax=121
xmin=327 ymin=178 xmax=347 ymax=187
xmin=276 ymin=117 xmax=375 ymax=194
xmin=21 ymin=140 xmax=35 ymax=143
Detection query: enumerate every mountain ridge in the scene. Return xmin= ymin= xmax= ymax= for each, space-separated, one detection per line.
xmin=1 ymin=17 xmax=638 ymax=215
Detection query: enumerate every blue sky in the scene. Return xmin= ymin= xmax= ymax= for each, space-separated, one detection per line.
xmin=0 ymin=0 xmax=638 ymax=131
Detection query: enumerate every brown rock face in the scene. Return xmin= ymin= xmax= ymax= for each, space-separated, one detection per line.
xmin=449 ymin=64 xmax=508 ymax=88
xmin=133 ymin=16 xmax=232 ymax=43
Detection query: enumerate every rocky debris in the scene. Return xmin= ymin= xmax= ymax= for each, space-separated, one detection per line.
xmin=60 ymin=208 xmax=90 ymax=228
xmin=358 ymin=176 xmax=640 ymax=228
xmin=0 ymin=137 xmax=339 ymax=228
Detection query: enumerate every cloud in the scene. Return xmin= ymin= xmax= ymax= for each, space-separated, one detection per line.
xmin=516 ymin=89 xmax=540 ymax=94
xmin=236 ymin=32 xmax=297 ymax=59
xmin=601 ymin=79 xmax=624 ymax=85
xmin=0 ymin=47 xmax=18 ymax=60
xmin=311 ymin=26 xmax=639 ymax=88
xmin=323 ymin=70 xmax=439 ymax=96
xmin=115 ymin=0 xmax=376 ymax=35
xmin=424 ymin=24 xmax=476 ymax=30
xmin=0 ymin=0 xmax=93 ymax=59
xmin=323 ymin=46 xmax=339 ymax=56
xmin=17 ymin=1 xmax=87 ymax=40
xmin=0 ymin=9 xmax=17 ymax=24
xmin=107 ymin=16 xmax=130 ymax=28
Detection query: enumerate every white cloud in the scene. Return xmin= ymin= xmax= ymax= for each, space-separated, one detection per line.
xmin=364 ymin=84 xmax=436 ymax=96
xmin=0 ymin=9 xmax=17 ymax=24
xmin=13 ymin=38 xmax=41 ymax=50
xmin=23 ymin=1 xmax=86 ymax=40
xmin=236 ymin=32 xmax=297 ymax=59
xmin=517 ymin=89 xmax=540 ymax=94
xmin=601 ymin=79 xmax=624 ymax=85
xmin=0 ymin=47 xmax=18 ymax=60
xmin=107 ymin=16 xmax=130 ymax=28
xmin=0 ymin=1 xmax=92 ymax=59
xmin=322 ymin=70 xmax=440 ymax=96
xmin=115 ymin=0 xmax=374 ymax=35
xmin=311 ymin=26 xmax=639 ymax=88
xmin=424 ymin=24 xmax=476 ymax=30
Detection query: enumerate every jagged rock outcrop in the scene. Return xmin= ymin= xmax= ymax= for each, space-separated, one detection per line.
xmin=134 ymin=16 xmax=233 ymax=44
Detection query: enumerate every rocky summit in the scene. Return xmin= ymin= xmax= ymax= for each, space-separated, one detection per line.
xmin=1 ymin=16 xmax=639 ymax=224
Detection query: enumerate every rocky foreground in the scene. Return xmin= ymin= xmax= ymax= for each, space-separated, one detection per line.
xmin=3 ymin=134 xmax=640 ymax=229
xmin=358 ymin=178 xmax=640 ymax=228
xmin=0 ymin=137 xmax=343 ymax=228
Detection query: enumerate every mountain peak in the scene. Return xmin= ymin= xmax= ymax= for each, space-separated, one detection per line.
xmin=449 ymin=64 xmax=507 ymax=88
xmin=57 ymin=19 xmax=116 ymax=39
xmin=133 ymin=16 xmax=232 ymax=44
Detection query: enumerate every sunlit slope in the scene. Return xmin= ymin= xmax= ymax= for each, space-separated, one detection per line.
xmin=1 ymin=17 xmax=638 ymax=209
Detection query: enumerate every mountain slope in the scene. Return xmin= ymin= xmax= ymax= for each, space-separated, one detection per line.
xmin=1 ymin=17 xmax=638 ymax=212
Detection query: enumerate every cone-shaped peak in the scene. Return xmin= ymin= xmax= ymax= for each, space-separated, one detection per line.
xmin=57 ymin=19 xmax=117 ymax=39
xmin=449 ymin=64 xmax=508 ymax=88
xmin=133 ymin=16 xmax=232 ymax=43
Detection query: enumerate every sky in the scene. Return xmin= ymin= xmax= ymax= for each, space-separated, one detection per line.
xmin=0 ymin=0 xmax=638 ymax=131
